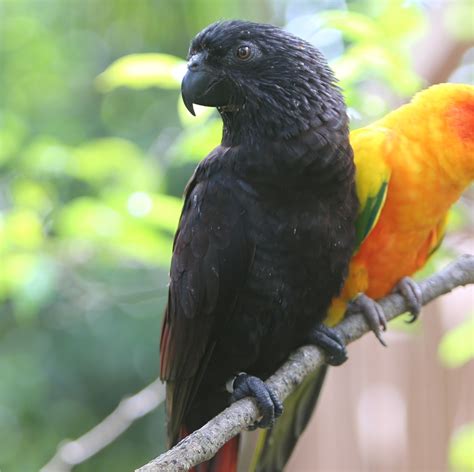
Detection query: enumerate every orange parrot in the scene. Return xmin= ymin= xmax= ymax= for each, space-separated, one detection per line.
xmin=251 ymin=82 xmax=474 ymax=472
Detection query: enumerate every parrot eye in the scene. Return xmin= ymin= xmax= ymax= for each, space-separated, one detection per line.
xmin=236 ymin=45 xmax=252 ymax=61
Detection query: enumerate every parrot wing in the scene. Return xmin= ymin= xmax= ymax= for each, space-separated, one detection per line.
xmin=160 ymin=156 xmax=255 ymax=446
xmin=352 ymin=126 xmax=392 ymax=249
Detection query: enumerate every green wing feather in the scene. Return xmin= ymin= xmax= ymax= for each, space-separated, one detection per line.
xmin=355 ymin=180 xmax=388 ymax=249
xmin=352 ymin=127 xmax=392 ymax=250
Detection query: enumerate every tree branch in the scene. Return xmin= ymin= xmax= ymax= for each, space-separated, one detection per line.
xmin=136 ymin=254 xmax=474 ymax=472
xmin=41 ymin=379 xmax=165 ymax=472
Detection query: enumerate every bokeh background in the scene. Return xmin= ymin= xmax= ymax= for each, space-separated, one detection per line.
xmin=0 ymin=0 xmax=473 ymax=471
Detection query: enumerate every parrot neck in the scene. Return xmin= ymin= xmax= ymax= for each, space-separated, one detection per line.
xmin=221 ymin=93 xmax=354 ymax=193
xmin=219 ymin=99 xmax=328 ymax=147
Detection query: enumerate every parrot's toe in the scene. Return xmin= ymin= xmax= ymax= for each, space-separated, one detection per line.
xmin=230 ymin=373 xmax=283 ymax=429
xmin=309 ymin=324 xmax=348 ymax=365
xmin=347 ymin=293 xmax=387 ymax=346
xmin=395 ymin=276 xmax=423 ymax=322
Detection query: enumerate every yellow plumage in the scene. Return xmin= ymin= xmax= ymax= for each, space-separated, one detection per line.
xmin=327 ymin=82 xmax=474 ymax=325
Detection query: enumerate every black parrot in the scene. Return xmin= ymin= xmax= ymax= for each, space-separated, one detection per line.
xmin=160 ymin=20 xmax=358 ymax=471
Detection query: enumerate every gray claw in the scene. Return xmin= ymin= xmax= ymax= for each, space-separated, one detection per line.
xmin=394 ymin=277 xmax=423 ymax=323
xmin=347 ymin=293 xmax=387 ymax=346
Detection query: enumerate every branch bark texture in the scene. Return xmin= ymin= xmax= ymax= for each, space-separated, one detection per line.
xmin=136 ymin=254 xmax=474 ymax=472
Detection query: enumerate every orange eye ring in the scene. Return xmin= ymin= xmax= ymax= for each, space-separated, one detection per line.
xmin=236 ymin=45 xmax=251 ymax=60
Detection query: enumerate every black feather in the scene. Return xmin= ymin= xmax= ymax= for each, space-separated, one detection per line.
xmin=160 ymin=20 xmax=358 ymax=457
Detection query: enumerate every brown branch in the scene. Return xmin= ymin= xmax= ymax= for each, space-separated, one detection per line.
xmin=40 ymin=379 xmax=165 ymax=472
xmin=136 ymin=254 xmax=474 ymax=472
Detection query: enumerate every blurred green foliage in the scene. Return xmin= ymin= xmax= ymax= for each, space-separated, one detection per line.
xmin=439 ymin=313 xmax=474 ymax=369
xmin=449 ymin=423 xmax=474 ymax=472
xmin=439 ymin=310 xmax=474 ymax=471
xmin=0 ymin=0 xmax=471 ymax=471
xmin=0 ymin=1 xmax=268 ymax=470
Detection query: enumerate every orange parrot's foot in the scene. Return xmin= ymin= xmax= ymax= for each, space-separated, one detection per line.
xmin=393 ymin=277 xmax=423 ymax=323
xmin=347 ymin=293 xmax=387 ymax=346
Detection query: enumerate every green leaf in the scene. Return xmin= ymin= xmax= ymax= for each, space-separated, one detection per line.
xmin=445 ymin=1 xmax=474 ymax=40
xmin=104 ymin=190 xmax=182 ymax=233
xmin=438 ymin=314 xmax=474 ymax=368
xmin=378 ymin=0 xmax=424 ymax=39
xmin=450 ymin=423 xmax=474 ymax=471
xmin=55 ymin=197 xmax=173 ymax=265
xmin=446 ymin=202 xmax=470 ymax=232
xmin=2 ymin=209 xmax=44 ymax=250
xmin=96 ymin=53 xmax=186 ymax=92
xmin=0 ymin=112 xmax=27 ymax=166
xmin=333 ymin=44 xmax=421 ymax=95
xmin=11 ymin=179 xmax=54 ymax=215
xmin=20 ymin=137 xmax=72 ymax=176
xmin=69 ymin=138 xmax=157 ymax=190
xmin=56 ymin=197 xmax=123 ymax=240
xmin=320 ymin=11 xmax=379 ymax=42
xmin=137 ymin=193 xmax=182 ymax=233
xmin=0 ymin=252 xmax=57 ymax=315
xmin=168 ymin=119 xmax=222 ymax=163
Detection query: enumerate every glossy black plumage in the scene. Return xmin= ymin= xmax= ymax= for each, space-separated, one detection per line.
xmin=160 ymin=20 xmax=358 ymax=457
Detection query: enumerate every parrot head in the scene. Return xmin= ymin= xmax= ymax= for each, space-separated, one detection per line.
xmin=440 ymin=85 xmax=474 ymax=187
xmin=385 ymin=84 xmax=474 ymax=187
xmin=180 ymin=20 xmax=346 ymax=142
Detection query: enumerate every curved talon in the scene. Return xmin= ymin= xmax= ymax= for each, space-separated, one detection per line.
xmin=308 ymin=323 xmax=348 ymax=365
xmin=394 ymin=277 xmax=423 ymax=323
xmin=347 ymin=293 xmax=387 ymax=346
xmin=230 ymin=373 xmax=283 ymax=429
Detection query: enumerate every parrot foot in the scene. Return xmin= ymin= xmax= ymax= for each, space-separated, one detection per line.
xmin=308 ymin=324 xmax=347 ymax=366
xmin=394 ymin=276 xmax=423 ymax=323
xmin=230 ymin=373 xmax=283 ymax=429
xmin=347 ymin=293 xmax=387 ymax=346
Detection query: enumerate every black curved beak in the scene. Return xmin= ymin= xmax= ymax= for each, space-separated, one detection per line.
xmin=181 ymin=54 xmax=233 ymax=116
